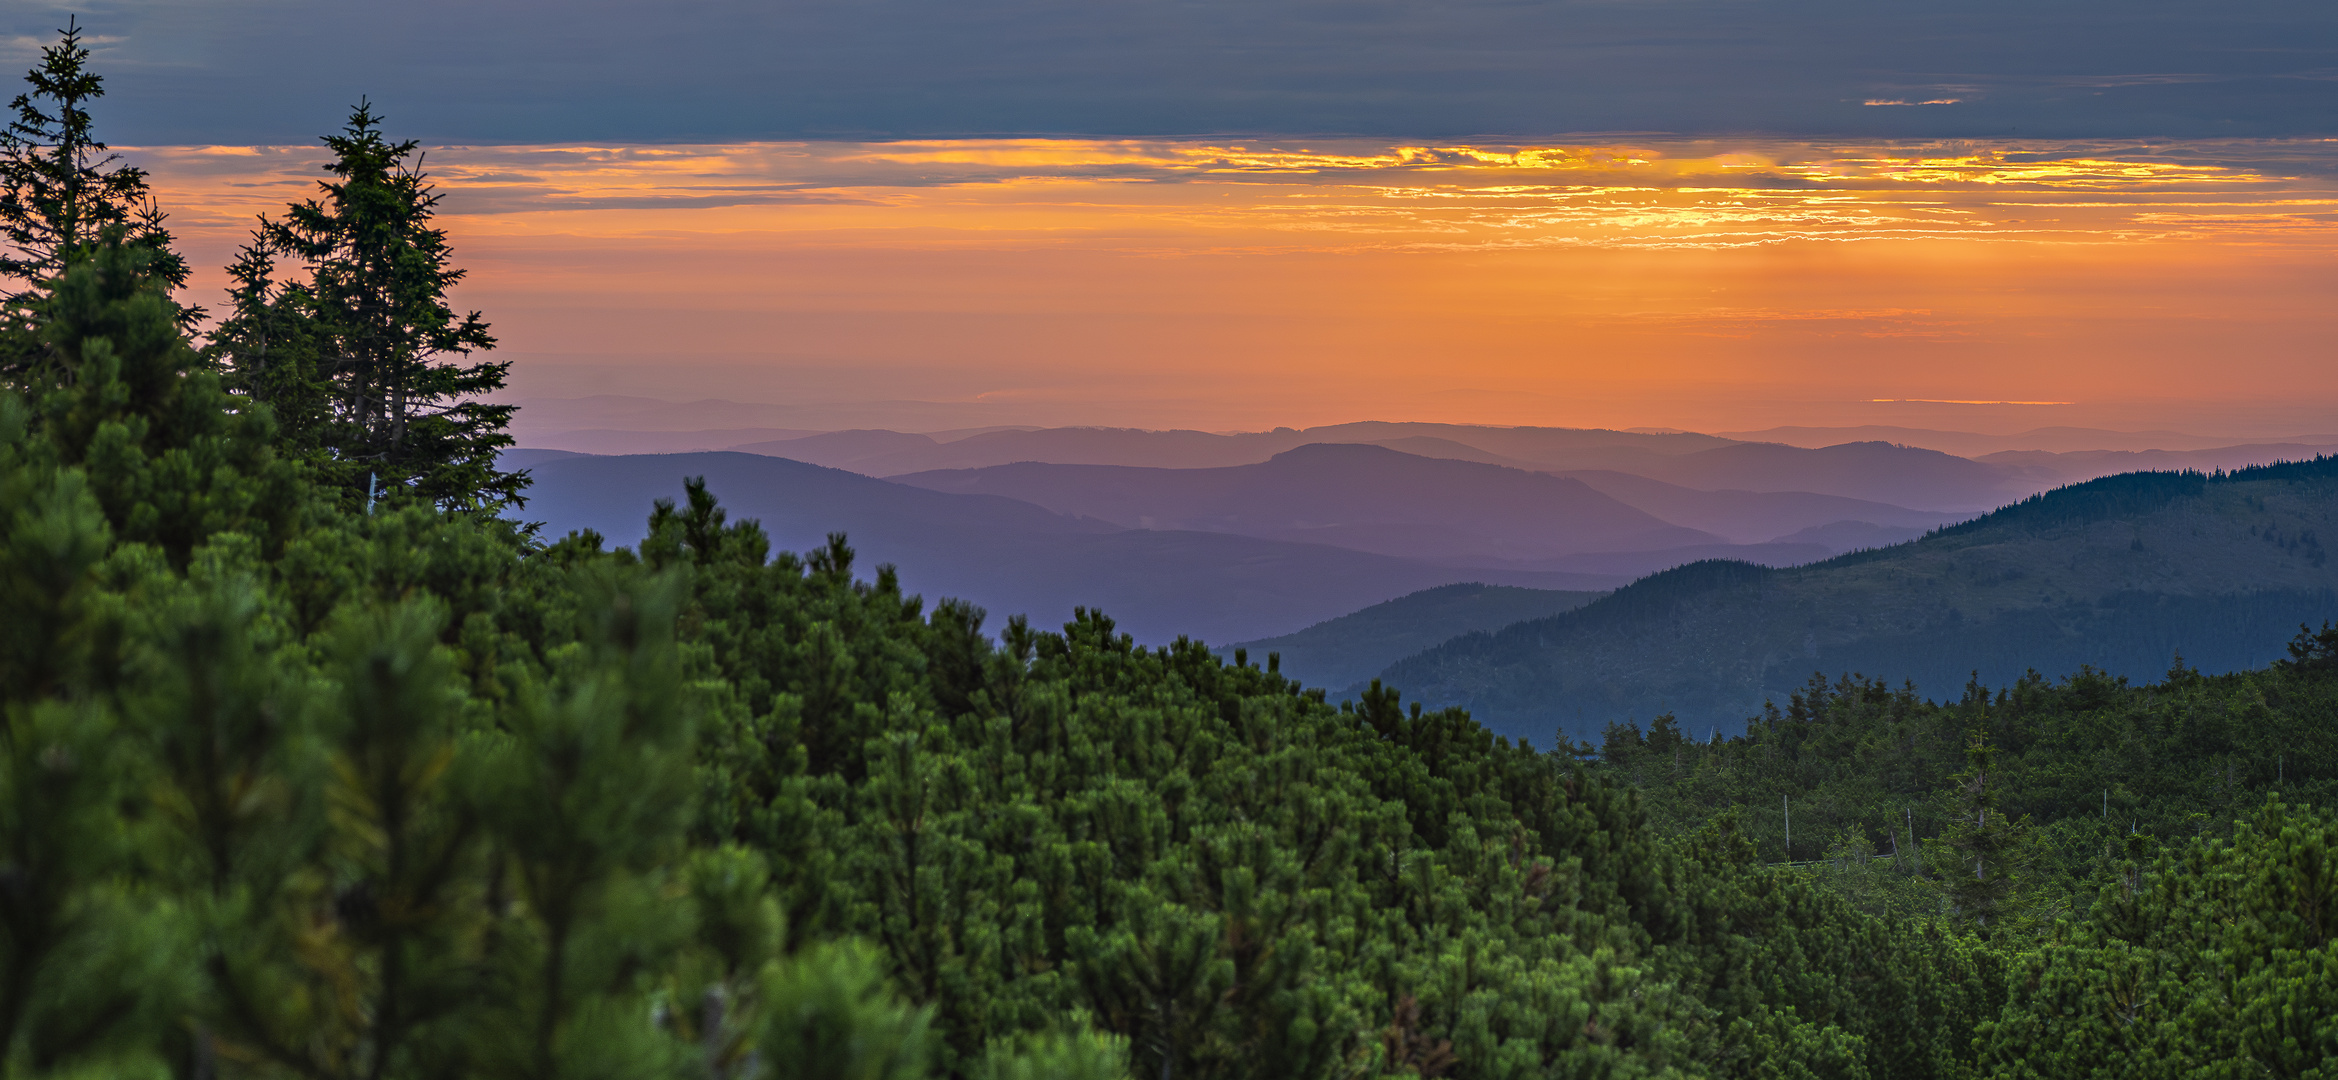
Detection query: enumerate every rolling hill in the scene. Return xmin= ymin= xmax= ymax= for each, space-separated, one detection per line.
xmin=732 ymin=426 xmax=1299 ymax=473
xmin=786 ymin=427 xmax=2054 ymax=516
xmin=1375 ymin=459 xmax=2338 ymax=744
xmin=1979 ymin=443 xmax=2338 ymax=485
xmin=889 ymin=443 xmax=1721 ymax=565
xmin=1217 ymin=583 xmax=1607 ymax=691
xmin=1637 ymin=440 xmax=2045 ymax=510
xmin=516 ymin=452 xmax=1622 ymax=644
xmin=501 ymin=448 xmax=590 ymax=470
xmin=1554 ymin=469 xmax=1963 ymax=544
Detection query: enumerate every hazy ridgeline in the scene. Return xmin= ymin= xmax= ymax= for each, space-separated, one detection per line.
xmin=1384 ymin=464 xmax=2338 ymax=741
xmin=3 ymin=27 xmax=2336 ymax=1080
xmin=523 ymin=449 xmax=2338 ymax=743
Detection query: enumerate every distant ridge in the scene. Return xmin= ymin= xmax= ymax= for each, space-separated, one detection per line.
xmin=1634 ymin=440 xmax=2040 ymax=510
xmin=735 ymin=421 xmax=1737 ymax=476
xmin=1377 ymin=457 xmax=2338 ymax=742
xmin=1715 ymin=424 xmax=2272 ymax=455
xmin=890 ymin=443 xmax=1720 ymax=564
xmin=517 ymin=451 xmax=1624 ymax=645
xmin=1553 ymin=468 xmax=1959 ymax=543
xmin=1218 ymin=583 xmax=1607 ymax=691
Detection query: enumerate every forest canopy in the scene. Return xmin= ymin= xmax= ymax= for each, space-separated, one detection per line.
xmin=0 ymin=24 xmax=2332 ymax=1080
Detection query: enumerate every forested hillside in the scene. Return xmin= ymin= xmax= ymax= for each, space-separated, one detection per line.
xmin=3 ymin=29 xmax=2333 ymax=1080
xmin=1383 ymin=465 xmax=2338 ymax=740
xmin=1593 ymin=656 xmax=2338 ymax=1077
xmin=1221 ymin=583 xmax=1608 ymax=690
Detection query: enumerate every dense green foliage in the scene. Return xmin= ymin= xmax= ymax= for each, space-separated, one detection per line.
xmin=1979 ymin=798 xmax=2337 ymax=1078
xmin=1599 ymin=654 xmax=2338 ymax=1075
xmin=1598 ymin=657 xmax=2338 ymax=881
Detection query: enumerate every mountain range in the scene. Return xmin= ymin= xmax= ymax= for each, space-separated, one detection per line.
xmin=1719 ymin=424 xmax=2338 ymax=456
xmin=508 ymin=419 xmax=2338 ymax=745
xmin=1553 ymin=469 xmax=1959 ymax=544
xmin=1374 ymin=459 xmax=2338 ymax=744
xmin=735 ymin=423 xmax=2042 ymax=508
xmin=890 ymin=443 xmax=1715 ymax=565
xmin=529 ymin=415 xmax=2338 ymax=511
xmin=517 ymin=452 xmax=1619 ymax=645
xmin=1218 ymin=583 xmax=1607 ymax=692
xmin=727 ymin=422 xmax=1739 ymax=478
xmin=510 ymin=443 xmax=1932 ymax=644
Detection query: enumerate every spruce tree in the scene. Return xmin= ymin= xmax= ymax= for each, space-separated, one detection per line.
xmin=209 ymin=238 xmax=333 ymax=461
xmin=1941 ymin=726 xmax=2030 ymax=932
xmin=0 ymin=18 xmax=189 ymax=384
xmin=220 ymin=101 xmax=520 ymax=512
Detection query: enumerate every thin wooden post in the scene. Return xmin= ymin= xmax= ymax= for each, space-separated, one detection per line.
xmin=1905 ymin=805 xmax=1919 ymax=875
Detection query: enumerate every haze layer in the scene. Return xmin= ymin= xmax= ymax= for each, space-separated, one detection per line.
xmin=136 ymin=137 xmax=2338 ymax=435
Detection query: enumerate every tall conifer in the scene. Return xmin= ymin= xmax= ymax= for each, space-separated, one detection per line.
xmin=1941 ymin=726 xmax=2030 ymax=931
xmin=0 ymin=18 xmax=191 ymax=384
xmin=218 ymin=102 xmax=521 ymax=512
xmin=210 ymin=238 xmax=333 ymax=460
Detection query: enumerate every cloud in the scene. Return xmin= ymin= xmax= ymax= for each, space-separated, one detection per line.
xmin=1870 ymin=399 xmax=2075 ymax=406
xmin=4 ymin=0 xmax=2332 ymax=144
xmin=129 ymin=136 xmax=2338 ymax=259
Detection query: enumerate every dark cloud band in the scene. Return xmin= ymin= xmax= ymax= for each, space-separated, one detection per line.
xmin=8 ymin=0 xmax=2335 ymax=144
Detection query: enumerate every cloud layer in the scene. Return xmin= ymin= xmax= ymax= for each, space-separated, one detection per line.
xmin=138 ymin=136 xmax=2338 ymax=250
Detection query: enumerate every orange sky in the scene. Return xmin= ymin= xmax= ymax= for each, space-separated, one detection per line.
xmin=131 ymin=137 xmax=2338 ymax=436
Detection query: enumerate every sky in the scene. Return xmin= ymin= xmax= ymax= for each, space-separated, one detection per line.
xmin=10 ymin=0 xmax=2338 ymax=436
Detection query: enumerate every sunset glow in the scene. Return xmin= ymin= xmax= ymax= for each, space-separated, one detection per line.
xmin=134 ymin=137 xmax=2338 ymax=436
